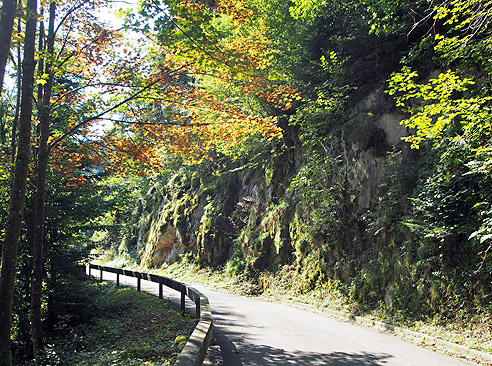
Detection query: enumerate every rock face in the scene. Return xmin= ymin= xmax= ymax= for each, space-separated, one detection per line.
xmin=151 ymin=223 xmax=183 ymax=265
xmin=135 ymin=85 xmax=413 ymax=273
xmin=346 ymin=148 xmax=389 ymax=210
xmin=343 ymin=88 xmax=410 ymax=211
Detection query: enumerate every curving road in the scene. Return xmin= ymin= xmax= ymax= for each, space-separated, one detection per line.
xmin=93 ymin=270 xmax=473 ymax=365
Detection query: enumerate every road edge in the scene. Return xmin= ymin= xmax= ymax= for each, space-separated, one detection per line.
xmin=278 ymin=298 xmax=492 ymax=365
xmin=175 ymin=287 xmax=214 ymax=366
xmin=86 ymin=265 xmax=214 ymax=366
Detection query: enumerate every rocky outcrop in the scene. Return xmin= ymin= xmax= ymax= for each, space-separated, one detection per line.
xmin=151 ymin=223 xmax=183 ymax=265
xmin=134 ymin=85 xmax=412 ymax=274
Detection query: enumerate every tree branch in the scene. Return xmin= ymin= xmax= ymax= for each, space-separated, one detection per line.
xmin=48 ymin=63 xmax=190 ymax=151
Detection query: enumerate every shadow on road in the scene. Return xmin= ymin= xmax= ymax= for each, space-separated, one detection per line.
xmin=211 ymin=305 xmax=393 ymax=365
xmin=214 ymin=330 xmax=392 ymax=366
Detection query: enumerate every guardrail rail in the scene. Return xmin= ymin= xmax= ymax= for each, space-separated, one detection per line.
xmin=87 ymin=264 xmax=213 ymax=366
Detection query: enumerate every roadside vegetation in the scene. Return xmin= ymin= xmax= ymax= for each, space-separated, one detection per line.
xmin=98 ymin=256 xmax=492 ymax=357
xmin=19 ymin=278 xmax=194 ymax=366
xmin=1 ymin=0 xmax=492 ymax=364
xmin=90 ymin=2 xmax=492 ymax=360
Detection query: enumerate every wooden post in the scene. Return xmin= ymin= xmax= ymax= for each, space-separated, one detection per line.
xmin=196 ymin=298 xmax=201 ymax=319
xmin=99 ymin=268 xmax=103 ymax=281
xmin=137 ymin=277 xmax=141 ymax=292
xmin=181 ymin=288 xmax=186 ymax=315
xmin=116 ymin=273 xmax=119 ymax=286
xmin=88 ymin=265 xmax=91 ymax=277
xmin=159 ymin=282 xmax=163 ymax=299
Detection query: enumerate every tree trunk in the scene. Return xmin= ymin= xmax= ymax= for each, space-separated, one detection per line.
xmin=0 ymin=0 xmax=17 ymax=95
xmin=0 ymin=0 xmax=38 ymax=364
xmin=10 ymin=18 xmax=22 ymax=163
xmin=30 ymin=1 xmax=55 ymax=357
xmin=0 ymin=104 xmax=5 ymax=148
xmin=45 ymin=221 xmax=59 ymax=331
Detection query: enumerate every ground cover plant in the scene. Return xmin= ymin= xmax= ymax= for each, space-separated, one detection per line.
xmin=21 ymin=279 xmax=194 ymax=366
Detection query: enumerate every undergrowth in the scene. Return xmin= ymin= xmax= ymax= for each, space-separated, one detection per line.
xmin=23 ymin=279 xmax=194 ymax=366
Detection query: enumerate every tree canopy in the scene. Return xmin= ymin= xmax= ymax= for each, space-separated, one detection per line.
xmin=1 ymin=0 xmax=492 ymax=364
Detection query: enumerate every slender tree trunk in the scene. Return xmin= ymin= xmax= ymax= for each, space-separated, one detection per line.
xmin=10 ymin=18 xmax=23 ymax=163
xmin=30 ymin=2 xmax=55 ymax=357
xmin=45 ymin=222 xmax=58 ymax=331
xmin=0 ymin=104 xmax=5 ymax=148
xmin=0 ymin=0 xmax=38 ymax=364
xmin=0 ymin=0 xmax=17 ymax=95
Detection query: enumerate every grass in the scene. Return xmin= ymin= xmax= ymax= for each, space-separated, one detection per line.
xmin=29 ymin=279 xmax=195 ymax=366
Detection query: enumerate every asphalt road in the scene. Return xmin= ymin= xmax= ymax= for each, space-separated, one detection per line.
xmin=93 ymin=270 xmax=473 ymax=366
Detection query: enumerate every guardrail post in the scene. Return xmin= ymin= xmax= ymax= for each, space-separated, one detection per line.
xmin=85 ymin=264 xmax=213 ymax=366
xmin=196 ymin=299 xmax=201 ymax=319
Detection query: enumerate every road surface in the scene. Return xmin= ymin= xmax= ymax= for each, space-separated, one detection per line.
xmin=92 ymin=270 xmax=473 ymax=365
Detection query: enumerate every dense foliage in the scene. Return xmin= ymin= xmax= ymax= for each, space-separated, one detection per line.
xmin=21 ymin=280 xmax=193 ymax=366
xmin=97 ymin=0 xmax=492 ymax=326
xmin=2 ymin=0 xmax=492 ymax=363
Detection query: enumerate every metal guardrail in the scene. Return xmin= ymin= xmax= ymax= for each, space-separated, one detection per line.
xmin=87 ymin=264 xmax=214 ymax=366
